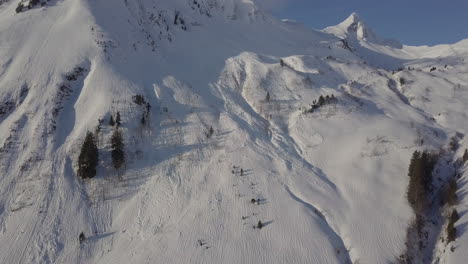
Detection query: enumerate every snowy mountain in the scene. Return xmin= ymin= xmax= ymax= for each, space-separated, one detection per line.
xmin=323 ymin=13 xmax=403 ymax=49
xmin=323 ymin=13 xmax=468 ymax=70
xmin=0 ymin=1 xmax=467 ymax=263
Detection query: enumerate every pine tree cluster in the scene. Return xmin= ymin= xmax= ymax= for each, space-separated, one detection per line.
xmin=132 ymin=94 xmax=151 ymax=127
xmin=78 ymin=111 xmax=127 ymax=179
xmin=406 ymin=150 xmax=437 ymax=214
xmin=108 ymin=112 xmax=121 ymax=127
xmin=306 ymin=94 xmax=337 ymax=113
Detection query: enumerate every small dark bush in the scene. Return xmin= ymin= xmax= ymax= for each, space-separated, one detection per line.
xmin=79 ymin=232 xmax=85 ymax=244
xmin=206 ymin=126 xmax=214 ymax=138
xmin=400 ymin=77 xmax=406 ymax=86
xmin=257 ymin=221 xmax=263 ymax=229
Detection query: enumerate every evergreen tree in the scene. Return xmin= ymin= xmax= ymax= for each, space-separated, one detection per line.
xmin=111 ymin=130 xmax=125 ymax=170
xmin=318 ymin=95 xmax=325 ymax=106
xmin=109 ymin=115 xmax=115 ymax=126
xmin=77 ymin=132 xmax=99 ymax=179
xmin=115 ymin=111 xmax=121 ymax=127
xmin=265 ymin=92 xmax=270 ymax=102
xmin=146 ymin=103 xmax=151 ymax=114
xmin=463 ymin=149 xmax=468 ymax=163
xmin=257 ymin=221 xmax=263 ymax=229
xmin=450 ymin=209 xmax=460 ymax=223
xmin=447 ymin=218 xmax=457 ymax=243
xmin=79 ymin=232 xmax=86 ymax=244
xmin=141 ymin=114 xmax=146 ymax=126
xmin=208 ymin=126 xmax=214 ymax=138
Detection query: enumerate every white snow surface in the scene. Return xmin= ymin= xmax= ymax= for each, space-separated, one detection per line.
xmin=0 ymin=1 xmax=467 ymax=263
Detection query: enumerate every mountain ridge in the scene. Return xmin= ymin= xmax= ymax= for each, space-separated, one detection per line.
xmin=323 ymin=12 xmax=403 ymax=49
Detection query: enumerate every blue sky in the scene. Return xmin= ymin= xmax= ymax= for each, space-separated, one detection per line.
xmin=262 ymin=0 xmax=468 ymax=46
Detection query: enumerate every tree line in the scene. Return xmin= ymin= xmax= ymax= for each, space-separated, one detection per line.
xmin=305 ymin=94 xmax=337 ymax=113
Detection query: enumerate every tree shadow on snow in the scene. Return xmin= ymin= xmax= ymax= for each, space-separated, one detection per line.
xmin=261 ymin=220 xmax=274 ymax=228
xmin=87 ymin=231 xmax=116 ymax=242
xmin=455 ymin=176 xmax=468 ymax=201
xmin=455 ymin=219 xmax=468 ymax=237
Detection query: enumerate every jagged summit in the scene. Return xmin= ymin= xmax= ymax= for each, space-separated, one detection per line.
xmin=342 ymin=12 xmax=361 ymax=25
xmin=324 ymin=12 xmax=402 ymax=49
xmin=323 ymin=12 xmax=366 ymax=39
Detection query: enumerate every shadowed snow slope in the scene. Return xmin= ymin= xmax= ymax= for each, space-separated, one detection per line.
xmin=0 ymin=1 xmax=467 ymax=263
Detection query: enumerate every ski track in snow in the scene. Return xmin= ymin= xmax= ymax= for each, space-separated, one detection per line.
xmin=284 ymin=185 xmax=352 ymax=264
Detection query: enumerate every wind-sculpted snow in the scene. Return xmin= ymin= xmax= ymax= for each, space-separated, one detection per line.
xmin=0 ymin=0 xmax=468 ymax=263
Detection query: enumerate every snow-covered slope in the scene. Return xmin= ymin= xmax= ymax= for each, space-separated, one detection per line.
xmin=0 ymin=1 xmax=467 ymax=263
